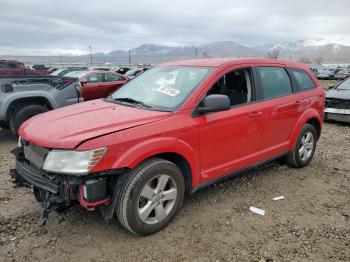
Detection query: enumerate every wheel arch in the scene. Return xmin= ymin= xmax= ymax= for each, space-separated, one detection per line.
xmin=288 ymin=109 xmax=323 ymax=150
xmin=109 ymin=137 xmax=200 ymax=191
xmin=6 ymin=96 xmax=53 ymax=120
xmin=306 ymin=117 xmax=321 ymax=140
xmin=146 ymin=152 xmax=193 ymax=194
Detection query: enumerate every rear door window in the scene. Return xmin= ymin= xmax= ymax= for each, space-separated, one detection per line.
xmin=289 ymin=69 xmax=316 ymax=91
xmin=105 ymin=74 xmax=124 ymax=82
xmin=257 ymin=67 xmax=292 ymax=99
xmin=86 ymin=73 xmax=103 ymax=83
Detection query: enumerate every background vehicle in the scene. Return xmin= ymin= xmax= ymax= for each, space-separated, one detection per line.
xmin=68 ymin=70 xmax=130 ymax=101
xmin=50 ymin=68 xmax=72 ymax=76
xmin=31 ymin=64 xmax=50 ymax=72
xmin=124 ymin=69 xmax=143 ymax=78
xmin=47 ymin=68 xmax=58 ymax=74
xmin=0 ymin=76 xmax=81 ymax=134
xmin=310 ymin=67 xmax=319 ymax=76
xmin=115 ymin=67 xmax=130 ymax=74
xmin=325 ymin=77 xmax=350 ymax=123
xmin=335 ymin=70 xmax=350 ymax=80
xmin=0 ymin=60 xmax=46 ymax=76
xmin=92 ymin=67 xmax=111 ymax=71
xmin=317 ymin=69 xmax=336 ymax=80
xmin=11 ymin=58 xmax=324 ymax=236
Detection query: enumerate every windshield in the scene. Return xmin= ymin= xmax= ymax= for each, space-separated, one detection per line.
xmin=337 ymin=78 xmax=350 ymax=90
xmin=65 ymin=71 xmax=88 ymax=78
xmin=50 ymin=69 xmax=67 ymax=76
xmin=111 ymin=66 xmax=212 ymax=111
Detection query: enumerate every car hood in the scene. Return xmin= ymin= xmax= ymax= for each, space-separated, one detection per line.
xmin=19 ymin=100 xmax=171 ymax=149
xmin=326 ymin=88 xmax=350 ymax=100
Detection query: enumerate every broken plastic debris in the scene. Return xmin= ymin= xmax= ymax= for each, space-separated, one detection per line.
xmin=272 ymin=196 xmax=285 ymax=201
xmin=249 ymin=206 xmax=265 ymax=216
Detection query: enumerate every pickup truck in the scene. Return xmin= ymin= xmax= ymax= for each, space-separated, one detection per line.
xmin=0 ymin=60 xmax=46 ymax=76
xmin=0 ymin=76 xmax=81 ymax=134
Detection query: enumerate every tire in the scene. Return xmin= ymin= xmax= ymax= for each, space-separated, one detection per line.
xmin=10 ymin=105 xmax=49 ymax=134
xmin=0 ymin=122 xmax=10 ymax=129
xmin=116 ymin=158 xmax=185 ymax=236
xmin=287 ymin=124 xmax=317 ymax=168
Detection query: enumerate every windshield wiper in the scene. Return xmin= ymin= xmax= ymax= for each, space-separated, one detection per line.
xmin=113 ymin=97 xmax=152 ymax=108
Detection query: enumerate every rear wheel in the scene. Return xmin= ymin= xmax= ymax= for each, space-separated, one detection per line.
xmin=116 ymin=158 xmax=185 ymax=236
xmin=10 ymin=105 xmax=49 ymax=134
xmin=287 ymin=124 xmax=317 ymax=167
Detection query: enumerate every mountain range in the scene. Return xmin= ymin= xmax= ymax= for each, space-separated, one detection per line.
xmin=2 ymin=39 xmax=350 ymax=65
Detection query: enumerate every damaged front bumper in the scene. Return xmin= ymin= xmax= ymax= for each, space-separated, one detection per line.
xmin=10 ymin=146 xmax=123 ymax=223
xmin=324 ymin=98 xmax=350 ymax=123
xmin=324 ymin=108 xmax=350 ymax=123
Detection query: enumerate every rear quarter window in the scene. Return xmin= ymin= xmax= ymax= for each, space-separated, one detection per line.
xmin=289 ymin=69 xmax=316 ymax=91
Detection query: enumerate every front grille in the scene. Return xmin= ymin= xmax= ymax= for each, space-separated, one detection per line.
xmin=23 ymin=142 xmax=49 ymax=169
xmin=16 ymin=161 xmax=59 ymax=194
xmin=326 ymin=98 xmax=350 ymax=110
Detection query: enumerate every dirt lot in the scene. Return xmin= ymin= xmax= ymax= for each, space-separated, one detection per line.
xmin=0 ymin=123 xmax=349 ymax=261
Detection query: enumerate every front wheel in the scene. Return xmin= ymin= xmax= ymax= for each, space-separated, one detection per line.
xmin=116 ymin=158 xmax=185 ymax=236
xmin=287 ymin=124 xmax=317 ymax=168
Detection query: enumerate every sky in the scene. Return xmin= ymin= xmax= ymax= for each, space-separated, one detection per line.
xmin=0 ymin=0 xmax=350 ymax=55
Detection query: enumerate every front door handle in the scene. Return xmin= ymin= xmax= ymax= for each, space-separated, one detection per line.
xmin=250 ymin=111 xmax=263 ymax=117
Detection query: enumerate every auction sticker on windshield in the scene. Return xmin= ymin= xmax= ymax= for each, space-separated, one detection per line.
xmin=157 ymin=86 xmax=180 ymax=97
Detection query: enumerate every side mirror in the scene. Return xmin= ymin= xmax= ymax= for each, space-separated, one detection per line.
xmin=328 ymin=85 xmax=335 ymax=89
xmin=80 ymin=79 xmax=88 ymax=85
xmin=198 ymin=94 xmax=231 ymax=114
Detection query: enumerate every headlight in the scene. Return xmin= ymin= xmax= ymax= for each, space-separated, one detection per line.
xmin=43 ymin=148 xmax=107 ymax=175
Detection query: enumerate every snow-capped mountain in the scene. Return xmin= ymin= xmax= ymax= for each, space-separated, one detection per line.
xmin=263 ymin=38 xmax=350 ymax=51
xmin=3 ymin=39 xmax=350 ymax=64
xmin=260 ymin=39 xmax=350 ymax=62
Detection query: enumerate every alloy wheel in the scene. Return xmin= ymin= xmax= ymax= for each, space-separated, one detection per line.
xmin=137 ymin=174 xmax=177 ymax=224
xmin=299 ymin=131 xmax=315 ymax=162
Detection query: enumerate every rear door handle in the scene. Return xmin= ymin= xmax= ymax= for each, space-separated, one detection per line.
xmin=250 ymin=111 xmax=263 ymax=117
xmin=295 ymin=100 xmax=302 ymax=104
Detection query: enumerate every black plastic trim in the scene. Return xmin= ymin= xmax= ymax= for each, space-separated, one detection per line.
xmin=190 ymin=152 xmax=288 ymax=194
xmin=16 ymin=161 xmax=59 ymax=194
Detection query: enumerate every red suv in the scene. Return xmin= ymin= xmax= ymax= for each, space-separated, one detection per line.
xmin=11 ymin=58 xmax=324 ymax=236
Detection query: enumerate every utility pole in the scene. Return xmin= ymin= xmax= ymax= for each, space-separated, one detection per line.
xmin=128 ymin=50 xmax=131 ymax=66
xmin=89 ymin=45 xmax=93 ymax=64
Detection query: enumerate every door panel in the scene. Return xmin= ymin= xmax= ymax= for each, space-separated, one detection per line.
xmin=104 ymin=81 xmax=125 ymax=96
xmin=81 ymin=83 xmax=104 ymax=100
xmin=103 ymin=74 xmax=128 ymax=96
xmin=199 ymin=103 xmax=263 ymax=183
xmin=81 ymin=73 xmax=104 ymax=101
xmin=259 ymin=93 xmax=306 ymax=155
xmin=254 ymin=66 xmax=306 ymax=157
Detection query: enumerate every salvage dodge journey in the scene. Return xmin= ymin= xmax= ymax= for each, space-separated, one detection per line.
xmin=10 ymin=58 xmax=325 ymax=235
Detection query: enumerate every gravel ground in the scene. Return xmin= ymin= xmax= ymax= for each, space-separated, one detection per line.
xmin=0 ymin=122 xmax=349 ymax=261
